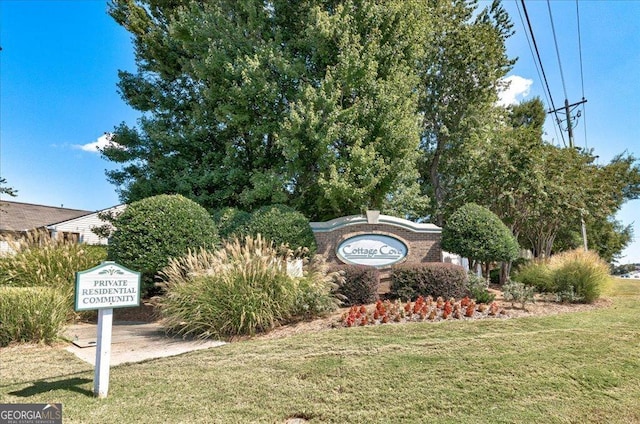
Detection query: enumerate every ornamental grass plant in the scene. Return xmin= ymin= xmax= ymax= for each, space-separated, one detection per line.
xmin=548 ymin=249 xmax=611 ymax=303
xmin=512 ymin=259 xmax=554 ymax=293
xmin=158 ymin=235 xmax=339 ymax=339
xmin=0 ymin=231 xmax=107 ymax=318
xmin=512 ymin=249 xmax=611 ymax=304
xmin=0 ymin=287 xmax=68 ymax=346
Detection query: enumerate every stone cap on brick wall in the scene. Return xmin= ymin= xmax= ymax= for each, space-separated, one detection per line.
xmin=310 ymin=212 xmax=441 ymax=234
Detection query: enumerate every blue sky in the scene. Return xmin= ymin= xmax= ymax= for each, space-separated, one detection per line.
xmin=0 ymin=1 xmax=638 ymax=263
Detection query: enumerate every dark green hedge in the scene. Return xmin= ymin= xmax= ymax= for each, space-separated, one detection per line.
xmin=390 ymin=263 xmax=468 ymax=300
xmin=244 ymin=204 xmax=317 ymax=254
xmin=333 ymin=265 xmax=380 ymax=306
xmin=212 ymin=207 xmax=252 ymax=240
xmin=108 ymin=194 xmax=219 ymax=291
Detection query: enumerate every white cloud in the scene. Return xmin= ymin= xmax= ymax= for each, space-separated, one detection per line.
xmin=74 ymin=133 xmax=121 ymax=153
xmin=497 ymin=75 xmax=533 ymax=107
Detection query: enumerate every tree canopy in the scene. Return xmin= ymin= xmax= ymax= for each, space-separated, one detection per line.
xmin=102 ymin=0 xmax=639 ymax=263
xmin=103 ymin=0 xmax=512 ymax=221
xmin=441 ymin=203 xmax=519 ymax=278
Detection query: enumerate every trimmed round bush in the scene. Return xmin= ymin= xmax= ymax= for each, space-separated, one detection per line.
xmin=333 ymin=265 xmax=380 ymax=306
xmin=212 ymin=207 xmax=251 ymax=240
xmin=108 ymin=194 xmax=219 ymax=292
xmin=390 ymin=263 xmax=468 ymax=300
xmin=0 ymin=287 xmax=67 ymax=346
xmin=245 ymin=204 xmax=316 ymax=254
xmin=442 ymin=203 xmax=519 ymax=266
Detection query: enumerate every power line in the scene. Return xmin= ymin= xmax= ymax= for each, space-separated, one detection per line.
xmin=514 ymin=0 xmax=562 ymax=145
xmin=543 ymin=0 xmax=587 ymax=149
xmin=519 ymin=0 xmax=566 ymax=146
xmin=546 ymin=0 xmax=568 ymax=100
xmin=576 ymin=0 xmax=588 ymax=149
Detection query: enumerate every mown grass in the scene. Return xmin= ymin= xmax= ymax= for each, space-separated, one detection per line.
xmin=1 ymin=278 xmax=639 ymax=423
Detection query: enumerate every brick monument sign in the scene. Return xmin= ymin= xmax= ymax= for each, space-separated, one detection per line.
xmin=310 ymin=211 xmax=442 ymax=292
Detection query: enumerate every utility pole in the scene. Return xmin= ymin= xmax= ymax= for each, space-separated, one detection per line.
xmin=548 ymin=97 xmax=589 ymax=250
xmin=549 ymin=98 xmax=587 ymax=148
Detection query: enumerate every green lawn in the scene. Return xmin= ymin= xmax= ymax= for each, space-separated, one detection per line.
xmin=2 ymin=278 xmax=640 ymax=423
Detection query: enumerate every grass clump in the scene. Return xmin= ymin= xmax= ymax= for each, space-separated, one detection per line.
xmin=0 ymin=232 xmax=106 ymax=317
xmin=549 ymin=249 xmax=611 ymax=303
xmin=158 ymin=235 xmax=339 ymax=339
xmin=512 ymin=259 xmax=554 ymax=293
xmin=512 ymin=249 xmax=611 ymax=304
xmin=0 ymin=287 xmax=68 ymax=346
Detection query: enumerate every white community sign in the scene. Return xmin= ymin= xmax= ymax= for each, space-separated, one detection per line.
xmin=336 ymin=234 xmax=408 ymax=267
xmin=75 ymin=262 xmax=141 ymax=398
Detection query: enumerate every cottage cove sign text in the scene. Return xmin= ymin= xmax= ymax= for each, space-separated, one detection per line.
xmin=337 ymin=234 xmax=408 ymax=267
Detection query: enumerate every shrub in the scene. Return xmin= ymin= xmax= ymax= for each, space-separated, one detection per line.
xmin=0 ymin=287 xmax=68 ymax=346
xmin=390 ymin=263 xmax=468 ymax=301
xmin=512 ymin=260 xmax=555 ymax=293
xmin=441 ymin=203 xmax=519 ymax=276
xmin=549 ymin=249 xmax=610 ymax=304
xmin=212 ymin=207 xmax=251 ymax=240
xmin=333 ymin=265 xmax=380 ymax=306
xmin=107 ymin=194 xmax=219 ymax=293
xmin=502 ymin=280 xmax=535 ymax=309
xmin=292 ymin=256 xmax=342 ymax=318
xmin=158 ymin=236 xmax=338 ymax=338
xmin=0 ymin=232 xmax=106 ymax=315
xmin=245 ymin=204 xmax=317 ymax=254
xmin=467 ymin=273 xmax=496 ymax=304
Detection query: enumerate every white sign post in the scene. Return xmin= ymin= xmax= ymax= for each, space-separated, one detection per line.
xmin=75 ymin=261 xmax=141 ymax=398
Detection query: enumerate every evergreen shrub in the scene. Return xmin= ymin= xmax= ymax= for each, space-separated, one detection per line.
xmin=212 ymin=207 xmax=251 ymax=240
xmin=333 ymin=265 xmax=380 ymax=306
xmin=107 ymin=194 xmax=219 ymax=293
xmin=467 ymin=272 xmax=496 ymax=304
xmin=441 ymin=203 xmax=519 ymax=269
xmin=245 ymin=204 xmax=316 ymax=254
xmin=502 ymin=280 xmax=535 ymax=309
xmin=390 ymin=263 xmax=468 ymax=301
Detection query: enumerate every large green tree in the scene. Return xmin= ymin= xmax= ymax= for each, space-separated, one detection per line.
xmin=443 ymin=98 xmax=640 ymax=267
xmin=278 ymin=1 xmax=426 ymax=220
xmin=103 ymin=0 xmax=515 ymax=222
xmin=418 ymin=0 xmax=514 ymax=225
xmin=104 ymin=0 xmax=293 ymax=210
xmin=104 ymin=0 xmax=432 ymax=219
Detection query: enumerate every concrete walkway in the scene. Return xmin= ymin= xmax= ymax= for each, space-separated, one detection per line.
xmin=63 ymin=321 xmax=226 ymax=366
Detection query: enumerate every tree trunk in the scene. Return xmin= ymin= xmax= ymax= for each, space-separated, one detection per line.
xmin=499 ymin=261 xmax=511 ymax=285
xmin=428 ymin=131 xmax=447 ymax=227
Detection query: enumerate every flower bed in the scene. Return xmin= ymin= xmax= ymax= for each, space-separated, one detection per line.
xmin=340 ymin=296 xmax=506 ymax=327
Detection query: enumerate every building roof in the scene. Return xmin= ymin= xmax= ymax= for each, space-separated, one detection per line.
xmin=0 ymin=200 xmax=92 ymax=232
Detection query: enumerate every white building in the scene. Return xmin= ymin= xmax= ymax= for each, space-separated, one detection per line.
xmin=48 ymin=204 xmax=126 ymax=245
xmin=0 ymin=200 xmax=124 ymax=254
